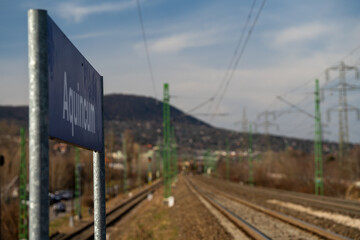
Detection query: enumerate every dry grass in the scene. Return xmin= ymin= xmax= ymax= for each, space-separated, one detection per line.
xmin=216 ymin=147 xmax=360 ymax=197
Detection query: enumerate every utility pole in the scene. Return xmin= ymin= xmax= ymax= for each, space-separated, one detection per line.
xmin=325 ymin=61 xmax=360 ymax=158
xmin=257 ymin=110 xmax=279 ymax=151
xmin=234 ymin=108 xmax=258 ymax=157
xmin=314 ymin=79 xmax=324 ymax=195
xmin=74 ymin=147 xmax=82 ymax=220
xmin=163 ymin=83 xmax=171 ymax=199
xmin=248 ymin=124 xmax=253 ymax=186
xmin=122 ymin=135 xmax=127 ymax=193
xmin=19 ymin=128 xmax=28 ymax=240
xmin=226 ymin=140 xmax=230 ymax=181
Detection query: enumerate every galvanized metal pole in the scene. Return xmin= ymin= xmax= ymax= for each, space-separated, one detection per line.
xmin=93 ymin=77 xmax=106 ymax=240
xmin=28 ymin=9 xmax=49 ymax=240
xmin=163 ymin=83 xmax=171 ymax=198
xmin=314 ymin=79 xmax=324 ymax=195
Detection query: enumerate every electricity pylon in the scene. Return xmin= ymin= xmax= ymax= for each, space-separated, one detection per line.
xmin=163 ymin=83 xmax=171 ymax=198
xmin=325 ymin=61 xmax=360 ymax=157
xmin=257 ymin=110 xmax=279 ymax=151
xmin=234 ymin=108 xmax=257 ymax=155
xmin=234 ymin=108 xmax=258 ymax=132
xmin=19 ymin=128 xmax=28 ymax=240
xmin=234 ymin=108 xmax=248 ymax=132
xmin=314 ymin=79 xmax=324 ymax=195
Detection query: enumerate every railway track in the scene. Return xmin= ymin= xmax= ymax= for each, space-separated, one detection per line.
xmin=186 ymin=177 xmax=350 ymax=240
xmin=51 ymin=180 xmax=162 ymax=240
xmin=195 ymin=176 xmax=360 ymax=217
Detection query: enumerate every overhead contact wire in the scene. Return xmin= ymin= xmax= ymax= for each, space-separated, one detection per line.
xmin=136 ymin=0 xmax=157 ymax=100
xmin=211 ymin=0 xmax=266 ymax=121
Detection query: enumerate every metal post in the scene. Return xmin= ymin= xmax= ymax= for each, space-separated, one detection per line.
xmin=315 ymin=79 xmax=324 ymax=195
xmin=28 ymin=9 xmax=49 ymax=240
xmin=163 ymin=83 xmax=171 ymax=199
xmin=93 ymin=77 xmax=105 ymax=240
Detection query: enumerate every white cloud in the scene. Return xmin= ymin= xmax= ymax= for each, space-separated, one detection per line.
xmin=273 ymin=23 xmax=333 ymax=46
xmin=140 ymin=30 xmax=220 ymax=54
xmin=71 ymin=31 xmax=118 ymax=40
xmin=56 ymin=1 xmax=135 ymax=23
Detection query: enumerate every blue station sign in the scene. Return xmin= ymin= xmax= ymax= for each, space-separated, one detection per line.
xmin=47 ymin=16 xmax=103 ymax=152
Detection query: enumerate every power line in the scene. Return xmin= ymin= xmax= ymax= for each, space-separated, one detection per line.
xmin=208 ymin=0 xmax=257 ymax=113
xmin=188 ymin=97 xmax=214 ymax=113
xmin=136 ymin=0 xmax=157 ymax=99
xmin=211 ymin=0 xmax=266 ymax=120
xmin=277 ymin=96 xmax=315 ymax=119
xmin=280 ymin=43 xmax=360 ymax=99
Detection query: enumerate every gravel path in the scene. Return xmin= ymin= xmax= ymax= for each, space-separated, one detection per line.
xmin=106 ymin=176 xmax=234 ymax=240
xmin=194 ymin=176 xmax=360 ymax=239
xmin=170 ymin=177 xmax=234 ymax=240
xmin=185 ymin=179 xmax=250 ymax=239
xmin=203 ymin=189 xmax=320 ymax=239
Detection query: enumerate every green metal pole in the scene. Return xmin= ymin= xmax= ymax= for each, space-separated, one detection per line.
xmin=248 ymin=124 xmax=253 ymax=186
xmin=19 ymin=128 xmax=28 ymax=240
xmin=74 ymin=147 xmax=81 ymax=220
xmin=226 ymin=140 xmax=229 ymax=181
xmin=163 ymin=83 xmax=171 ymax=198
xmin=315 ymin=79 xmax=324 ymax=195
xmin=122 ymin=136 xmax=127 ymax=193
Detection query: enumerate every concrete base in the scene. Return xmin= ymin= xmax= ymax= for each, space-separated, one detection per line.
xmin=147 ymin=193 xmax=153 ymax=201
xmin=164 ymin=196 xmax=175 ymax=208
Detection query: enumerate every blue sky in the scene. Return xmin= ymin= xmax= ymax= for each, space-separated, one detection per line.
xmin=1 ymin=0 xmax=360 ymax=143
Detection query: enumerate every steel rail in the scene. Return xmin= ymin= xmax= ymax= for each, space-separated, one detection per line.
xmin=185 ymin=178 xmax=271 ymax=240
xmin=191 ymin=177 xmax=351 ymax=240
xmin=198 ymin=176 xmax=360 ymax=214
xmin=52 ymin=180 xmax=162 ymax=240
